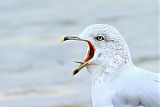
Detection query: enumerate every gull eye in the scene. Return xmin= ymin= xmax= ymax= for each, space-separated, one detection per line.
xmin=95 ymin=35 xmax=104 ymax=41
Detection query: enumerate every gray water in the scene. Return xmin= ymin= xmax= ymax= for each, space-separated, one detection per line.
xmin=0 ymin=0 xmax=159 ymax=107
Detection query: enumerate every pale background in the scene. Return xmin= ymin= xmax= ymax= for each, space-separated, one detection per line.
xmin=0 ymin=0 xmax=159 ymax=107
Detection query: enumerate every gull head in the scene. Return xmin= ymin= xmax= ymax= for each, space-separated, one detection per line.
xmin=62 ymin=24 xmax=132 ymax=76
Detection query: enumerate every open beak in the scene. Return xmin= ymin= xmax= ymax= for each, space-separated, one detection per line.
xmin=61 ymin=35 xmax=95 ymax=76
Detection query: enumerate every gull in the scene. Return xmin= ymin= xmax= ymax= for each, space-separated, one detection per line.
xmin=61 ymin=24 xmax=160 ymax=107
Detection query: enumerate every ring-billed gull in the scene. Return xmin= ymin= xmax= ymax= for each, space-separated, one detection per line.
xmin=61 ymin=24 xmax=160 ymax=107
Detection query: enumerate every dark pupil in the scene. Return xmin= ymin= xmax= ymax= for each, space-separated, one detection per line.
xmin=98 ymin=36 xmax=103 ymax=40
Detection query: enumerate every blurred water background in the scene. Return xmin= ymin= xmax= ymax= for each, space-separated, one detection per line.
xmin=0 ymin=0 xmax=159 ymax=107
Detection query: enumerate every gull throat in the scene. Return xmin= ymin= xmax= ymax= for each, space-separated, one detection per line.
xmin=83 ymin=41 xmax=96 ymax=63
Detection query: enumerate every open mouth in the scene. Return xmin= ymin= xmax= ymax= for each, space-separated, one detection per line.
xmin=83 ymin=40 xmax=95 ymax=63
xmin=61 ymin=36 xmax=96 ymax=76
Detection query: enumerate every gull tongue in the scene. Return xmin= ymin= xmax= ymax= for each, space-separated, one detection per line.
xmin=74 ymin=61 xmax=84 ymax=64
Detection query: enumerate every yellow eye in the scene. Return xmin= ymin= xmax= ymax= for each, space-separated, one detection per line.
xmin=95 ymin=36 xmax=104 ymax=41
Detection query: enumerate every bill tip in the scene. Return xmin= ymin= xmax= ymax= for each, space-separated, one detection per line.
xmin=72 ymin=69 xmax=79 ymax=76
xmin=59 ymin=37 xmax=64 ymax=43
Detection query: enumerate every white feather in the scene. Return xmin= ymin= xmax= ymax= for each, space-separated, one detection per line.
xmin=78 ymin=24 xmax=160 ymax=107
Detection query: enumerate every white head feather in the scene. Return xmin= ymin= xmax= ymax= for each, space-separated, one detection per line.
xmin=79 ymin=24 xmax=133 ymax=77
